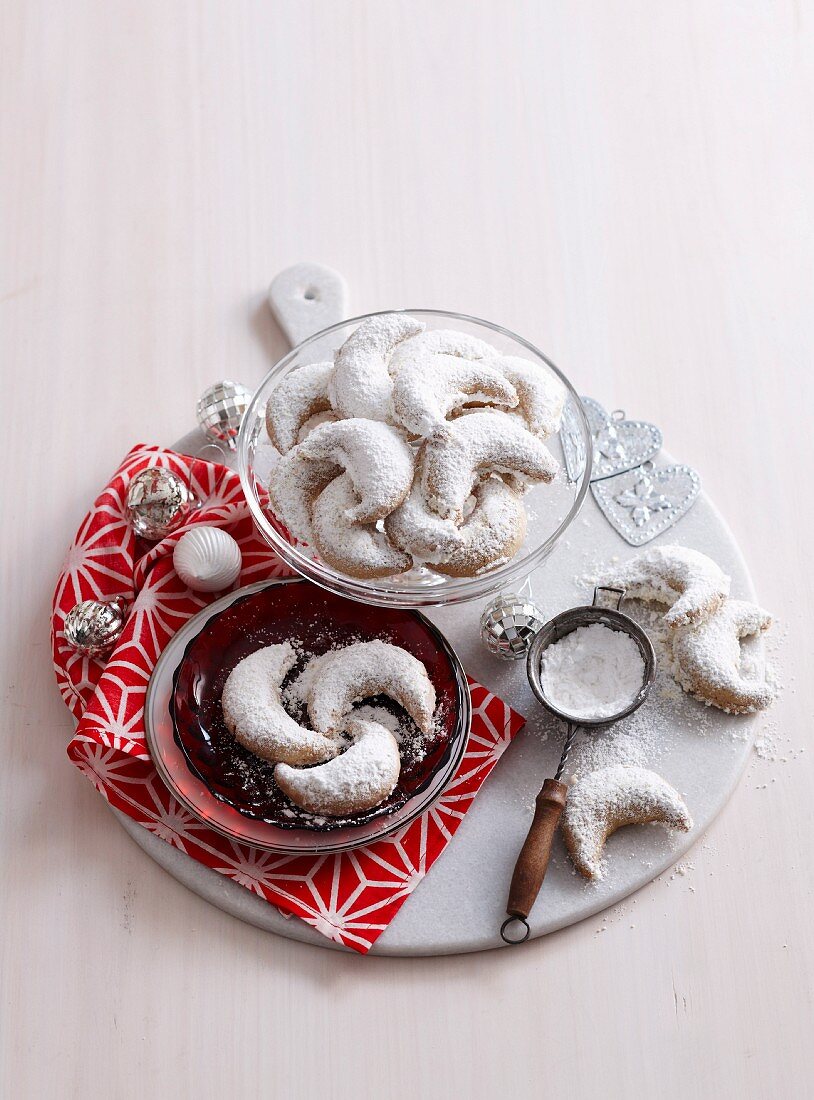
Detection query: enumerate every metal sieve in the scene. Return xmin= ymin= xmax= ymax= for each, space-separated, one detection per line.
xmin=500 ymin=586 xmax=657 ymax=944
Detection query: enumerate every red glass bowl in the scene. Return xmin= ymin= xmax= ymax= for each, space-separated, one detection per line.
xmin=170 ymin=580 xmax=470 ymax=831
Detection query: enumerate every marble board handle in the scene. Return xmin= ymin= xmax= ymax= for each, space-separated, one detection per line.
xmin=268 ymin=262 xmax=349 ymax=347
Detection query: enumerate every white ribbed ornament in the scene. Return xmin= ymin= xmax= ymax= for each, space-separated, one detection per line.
xmin=172 ymin=527 xmax=242 ymax=593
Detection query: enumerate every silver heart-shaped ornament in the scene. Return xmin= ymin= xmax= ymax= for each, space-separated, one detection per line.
xmin=591 ymin=461 xmax=701 ymax=546
xmin=562 ymin=397 xmax=663 ymax=482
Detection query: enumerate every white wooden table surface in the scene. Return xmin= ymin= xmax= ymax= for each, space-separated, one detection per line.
xmin=2 ymin=2 xmax=812 ymax=1096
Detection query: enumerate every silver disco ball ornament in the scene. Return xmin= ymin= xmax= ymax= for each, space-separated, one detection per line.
xmin=63 ymin=596 xmax=129 ymax=657
xmin=196 ymin=380 xmax=253 ymax=449
xmin=125 ymin=468 xmax=196 ymax=541
xmin=480 ymin=591 xmax=546 ymax=660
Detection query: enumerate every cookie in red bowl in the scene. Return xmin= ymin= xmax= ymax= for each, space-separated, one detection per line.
xmin=171 ymin=579 xmax=470 ymax=831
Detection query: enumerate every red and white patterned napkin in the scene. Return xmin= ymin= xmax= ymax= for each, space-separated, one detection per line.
xmin=52 ymin=444 xmax=525 ymax=953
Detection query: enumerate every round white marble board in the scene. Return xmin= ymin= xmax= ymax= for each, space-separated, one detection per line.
xmin=110 ymin=427 xmax=762 ymax=955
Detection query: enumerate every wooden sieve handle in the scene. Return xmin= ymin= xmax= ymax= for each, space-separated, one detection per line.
xmin=506 ymin=778 xmax=568 ymax=921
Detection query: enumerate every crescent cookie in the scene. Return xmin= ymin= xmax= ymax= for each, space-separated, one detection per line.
xmin=312 ymin=474 xmax=413 ymax=579
xmin=385 ymin=476 xmax=526 ymax=577
xmin=267 ymin=450 xmax=340 ymax=544
xmin=222 ymin=644 xmax=339 ymax=766
xmin=387 ymin=328 xmax=499 ymax=380
xmin=490 ymin=355 xmax=566 ymax=439
xmin=670 ymin=598 xmax=776 ymax=714
xmin=266 ymin=361 xmax=334 ymax=453
xmin=329 ymin=313 xmax=424 ymax=422
xmin=307 ymin=640 xmax=436 ymax=736
xmin=600 ymin=544 xmax=730 ymax=628
xmin=296 ymin=418 xmax=415 ymax=524
xmin=274 ymin=718 xmax=401 ymax=817
xmin=562 ymin=765 xmax=693 ymax=880
xmin=390 ymin=351 xmax=519 ymax=437
xmin=421 ymin=410 xmax=559 ymax=522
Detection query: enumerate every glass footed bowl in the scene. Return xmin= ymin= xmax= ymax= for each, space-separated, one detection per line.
xmin=237 ymin=309 xmax=592 ymax=608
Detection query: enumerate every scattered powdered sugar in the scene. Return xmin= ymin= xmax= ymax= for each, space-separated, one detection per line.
xmin=568 ymin=710 xmax=658 ymax=776
xmin=539 ymin=623 xmax=646 ymax=721
xmin=672 ymin=859 xmax=694 ymax=877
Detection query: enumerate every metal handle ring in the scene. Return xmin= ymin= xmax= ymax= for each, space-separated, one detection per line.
xmin=500 ymin=915 xmax=531 ymax=945
xmin=592 ymin=585 xmax=625 ymax=610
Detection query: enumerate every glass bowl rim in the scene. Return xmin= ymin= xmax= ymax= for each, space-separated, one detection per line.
xmin=237 ymin=307 xmax=593 ymax=608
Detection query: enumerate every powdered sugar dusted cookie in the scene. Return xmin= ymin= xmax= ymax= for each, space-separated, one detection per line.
xmin=267 ymin=418 xmax=414 ymax=544
xmin=670 ymin=598 xmax=776 ymax=714
xmin=600 ymin=544 xmax=730 ymax=628
xmin=329 ymin=313 xmax=424 ymax=422
xmin=307 ymin=640 xmax=436 ymax=736
xmin=267 ymin=450 xmax=340 ymax=544
xmin=387 ymin=328 xmax=497 ymax=376
xmin=385 ymin=476 xmax=526 ymax=577
xmin=562 ymin=764 xmax=693 ymax=880
xmin=312 ymin=473 xmax=413 ymax=579
xmin=222 ymin=644 xmax=339 ymax=766
xmin=491 ymin=355 xmax=566 ymax=439
xmin=274 ymin=718 xmax=401 ymax=816
xmin=390 ymin=351 xmax=518 ymax=437
xmin=421 ymin=410 xmax=558 ymax=522
xmin=266 ymin=361 xmax=334 ymax=453
xmin=297 ymin=418 xmax=414 ymax=523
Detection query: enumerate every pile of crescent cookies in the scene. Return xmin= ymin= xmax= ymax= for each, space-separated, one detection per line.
xmin=222 ymin=638 xmax=437 ymax=818
xmin=264 ymin=313 xmax=567 ymax=579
